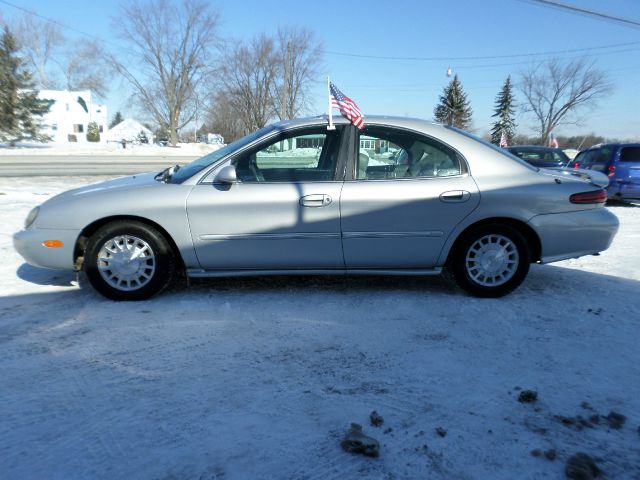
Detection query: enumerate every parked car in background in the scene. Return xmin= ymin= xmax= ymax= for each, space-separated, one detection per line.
xmin=508 ymin=145 xmax=609 ymax=188
xmin=14 ymin=116 xmax=619 ymax=300
xmin=507 ymin=145 xmax=571 ymax=168
xmin=572 ymin=143 xmax=640 ymax=203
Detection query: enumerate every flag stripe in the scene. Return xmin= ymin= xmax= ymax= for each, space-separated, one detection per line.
xmin=329 ymin=82 xmax=364 ymax=130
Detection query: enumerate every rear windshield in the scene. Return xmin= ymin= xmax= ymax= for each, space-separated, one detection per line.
xmin=620 ymin=147 xmax=640 ymax=162
xmin=509 ymin=148 xmax=569 ymax=166
xmin=446 ymin=126 xmax=537 ymax=171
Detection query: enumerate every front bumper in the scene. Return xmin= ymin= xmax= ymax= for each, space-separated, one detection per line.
xmin=528 ymin=208 xmax=619 ymax=264
xmin=13 ymin=228 xmax=81 ymax=270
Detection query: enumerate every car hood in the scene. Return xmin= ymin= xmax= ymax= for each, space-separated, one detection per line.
xmin=539 ymin=167 xmax=609 ymax=188
xmin=46 ymin=172 xmax=161 ymax=203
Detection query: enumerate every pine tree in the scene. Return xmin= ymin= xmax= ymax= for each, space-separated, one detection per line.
xmin=109 ymin=111 xmax=124 ymax=128
xmin=433 ymin=74 xmax=473 ymax=130
xmin=86 ymin=121 xmax=100 ymax=142
xmin=490 ymin=76 xmax=517 ymax=146
xmin=0 ymin=27 xmax=52 ymax=146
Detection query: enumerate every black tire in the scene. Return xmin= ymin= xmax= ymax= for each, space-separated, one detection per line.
xmin=84 ymin=220 xmax=176 ymax=300
xmin=450 ymin=224 xmax=530 ymax=298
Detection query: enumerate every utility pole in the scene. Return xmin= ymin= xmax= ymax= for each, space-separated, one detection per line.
xmin=282 ymin=40 xmax=291 ymax=120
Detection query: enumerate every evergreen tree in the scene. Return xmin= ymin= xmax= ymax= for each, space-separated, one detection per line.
xmin=433 ymin=74 xmax=472 ymax=130
xmin=0 ymin=27 xmax=52 ymax=146
xmin=109 ymin=111 xmax=124 ymax=128
xmin=490 ymin=76 xmax=517 ymax=146
xmin=86 ymin=121 xmax=100 ymax=142
xmin=136 ymin=130 xmax=149 ymax=144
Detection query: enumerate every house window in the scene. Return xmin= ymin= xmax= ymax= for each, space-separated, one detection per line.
xmin=99 ymin=125 xmax=104 ymax=133
xmin=52 ymin=124 xmax=58 ymax=131
xmin=73 ymin=124 xmax=84 ymax=133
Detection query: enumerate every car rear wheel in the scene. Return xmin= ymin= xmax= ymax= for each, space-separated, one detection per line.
xmin=84 ymin=221 xmax=175 ymax=300
xmin=451 ymin=224 xmax=530 ymax=297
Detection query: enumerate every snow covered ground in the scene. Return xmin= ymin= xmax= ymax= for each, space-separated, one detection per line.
xmin=1 ymin=176 xmax=639 ymax=480
xmin=0 ymin=141 xmax=222 ymax=156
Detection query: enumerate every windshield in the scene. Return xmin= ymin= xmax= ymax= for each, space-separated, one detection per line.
xmin=169 ymin=125 xmax=276 ymax=183
xmin=446 ymin=126 xmax=537 ymax=171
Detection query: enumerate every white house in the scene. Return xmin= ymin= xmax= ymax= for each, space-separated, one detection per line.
xmin=38 ymin=90 xmax=108 ymax=143
xmin=104 ymin=119 xmax=154 ymax=145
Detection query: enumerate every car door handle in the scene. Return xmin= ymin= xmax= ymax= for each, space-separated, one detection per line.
xmin=299 ymin=194 xmax=332 ymax=207
xmin=439 ymin=190 xmax=471 ymax=203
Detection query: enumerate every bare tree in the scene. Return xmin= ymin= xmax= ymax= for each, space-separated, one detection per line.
xmin=205 ymin=91 xmax=245 ymax=143
xmin=219 ymin=34 xmax=278 ymax=133
xmin=13 ymin=14 xmax=64 ymax=89
xmin=518 ymin=58 xmax=612 ymax=144
xmin=108 ymin=0 xmax=220 ymax=146
xmin=62 ymin=40 xmax=113 ymax=98
xmin=272 ymin=27 xmax=323 ymax=120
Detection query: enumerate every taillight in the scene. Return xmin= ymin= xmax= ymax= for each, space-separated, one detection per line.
xmin=607 ymin=165 xmax=616 ymax=177
xmin=570 ymin=189 xmax=607 ymax=204
xmin=573 ymin=162 xmax=579 ymax=169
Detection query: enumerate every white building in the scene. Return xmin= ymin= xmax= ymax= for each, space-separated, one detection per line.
xmin=104 ymin=119 xmax=154 ymax=145
xmin=38 ymin=90 xmax=108 ymax=143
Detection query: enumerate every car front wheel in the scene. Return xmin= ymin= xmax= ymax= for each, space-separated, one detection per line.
xmin=84 ymin=221 xmax=176 ymax=300
xmin=450 ymin=224 xmax=530 ymax=297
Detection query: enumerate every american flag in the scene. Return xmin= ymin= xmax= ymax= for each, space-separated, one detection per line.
xmin=329 ymin=82 xmax=364 ymax=130
xmin=499 ymin=130 xmax=508 ymax=148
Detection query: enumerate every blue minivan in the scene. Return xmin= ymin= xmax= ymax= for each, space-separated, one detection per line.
xmin=573 ymin=144 xmax=640 ymax=203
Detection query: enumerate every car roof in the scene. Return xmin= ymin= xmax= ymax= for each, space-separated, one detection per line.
xmin=272 ymin=115 xmax=449 ymax=135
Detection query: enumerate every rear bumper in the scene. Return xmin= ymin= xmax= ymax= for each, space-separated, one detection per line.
xmin=13 ymin=228 xmax=80 ymax=270
xmin=608 ymin=180 xmax=640 ymax=201
xmin=528 ymin=208 xmax=619 ymax=264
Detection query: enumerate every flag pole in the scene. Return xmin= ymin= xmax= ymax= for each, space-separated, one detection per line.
xmin=327 ymin=76 xmax=335 ymax=130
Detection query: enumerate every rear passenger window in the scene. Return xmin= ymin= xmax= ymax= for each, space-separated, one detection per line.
xmin=357 ymin=128 xmax=462 ymax=180
xmin=620 ymin=147 xmax=640 ymax=162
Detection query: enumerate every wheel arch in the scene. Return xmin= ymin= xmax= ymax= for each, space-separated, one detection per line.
xmin=74 ymin=215 xmax=185 ymax=271
xmin=445 ymin=217 xmax=542 ymax=264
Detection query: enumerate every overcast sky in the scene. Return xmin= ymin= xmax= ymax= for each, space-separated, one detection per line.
xmin=4 ymin=0 xmax=640 ymax=139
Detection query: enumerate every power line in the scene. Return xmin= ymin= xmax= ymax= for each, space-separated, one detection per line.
xmin=326 ymin=40 xmax=640 ymax=63
xmin=524 ymin=0 xmax=640 ymax=29
xmin=0 ymin=0 xmax=121 ymax=49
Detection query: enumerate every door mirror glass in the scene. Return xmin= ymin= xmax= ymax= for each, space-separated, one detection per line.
xmin=215 ymin=165 xmax=237 ymax=184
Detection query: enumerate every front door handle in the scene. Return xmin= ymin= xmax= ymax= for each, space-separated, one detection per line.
xmin=300 ymin=194 xmax=332 ymax=207
xmin=439 ymin=190 xmax=471 ymax=203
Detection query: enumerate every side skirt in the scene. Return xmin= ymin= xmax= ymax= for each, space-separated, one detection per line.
xmin=186 ymin=267 xmax=443 ymax=278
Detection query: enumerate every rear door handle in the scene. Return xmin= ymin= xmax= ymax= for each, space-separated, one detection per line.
xmin=300 ymin=194 xmax=332 ymax=207
xmin=439 ymin=190 xmax=471 ymax=203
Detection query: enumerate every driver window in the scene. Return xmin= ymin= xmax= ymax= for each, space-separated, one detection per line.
xmin=233 ymin=129 xmax=340 ymax=183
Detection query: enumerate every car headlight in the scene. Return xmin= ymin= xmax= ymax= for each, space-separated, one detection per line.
xmin=25 ymin=206 xmax=39 ymax=229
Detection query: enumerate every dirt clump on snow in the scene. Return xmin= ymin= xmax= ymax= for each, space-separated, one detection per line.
xmin=518 ymin=390 xmax=538 ymax=403
xmin=565 ymin=452 xmax=602 ymax=479
xmin=341 ymin=423 xmax=379 ymax=458
xmin=604 ymin=411 xmax=626 ymax=429
xmin=369 ymin=410 xmax=384 ymax=427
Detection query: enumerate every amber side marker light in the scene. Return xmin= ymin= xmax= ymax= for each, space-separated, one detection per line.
xmin=570 ymin=189 xmax=607 ymax=204
xmin=42 ymin=240 xmax=64 ymax=248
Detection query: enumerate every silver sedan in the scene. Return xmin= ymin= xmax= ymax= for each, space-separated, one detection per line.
xmin=14 ymin=116 xmax=619 ymax=300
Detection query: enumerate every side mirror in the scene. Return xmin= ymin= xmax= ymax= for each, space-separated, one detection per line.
xmin=215 ymin=165 xmax=237 ymax=184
